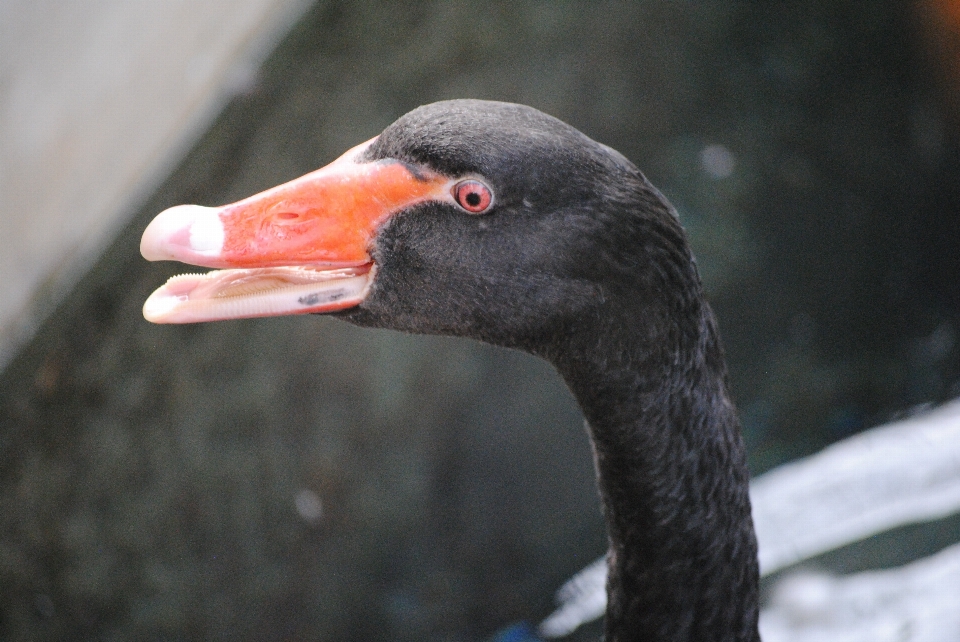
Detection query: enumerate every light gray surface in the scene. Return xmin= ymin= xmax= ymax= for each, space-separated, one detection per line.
xmin=753 ymin=399 xmax=960 ymax=573
xmin=760 ymin=543 xmax=960 ymax=642
xmin=540 ymin=399 xmax=960 ymax=637
xmin=0 ymin=0 xmax=309 ymax=371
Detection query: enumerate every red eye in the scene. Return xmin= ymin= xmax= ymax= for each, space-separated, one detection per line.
xmin=453 ymin=180 xmax=493 ymax=213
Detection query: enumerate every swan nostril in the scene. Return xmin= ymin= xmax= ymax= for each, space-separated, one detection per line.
xmin=277 ymin=212 xmax=299 ymax=220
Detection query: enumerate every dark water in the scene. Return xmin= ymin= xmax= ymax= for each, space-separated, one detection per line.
xmin=2 ymin=1 xmax=959 ymax=640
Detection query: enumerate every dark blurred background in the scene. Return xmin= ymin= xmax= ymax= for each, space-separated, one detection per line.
xmin=2 ymin=1 xmax=960 ymax=640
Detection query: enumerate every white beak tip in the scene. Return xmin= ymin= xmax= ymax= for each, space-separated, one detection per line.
xmin=140 ymin=204 xmax=224 ymax=262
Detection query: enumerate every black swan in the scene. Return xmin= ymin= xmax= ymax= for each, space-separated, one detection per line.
xmin=140 ymin=99 xmax=761 ymax=642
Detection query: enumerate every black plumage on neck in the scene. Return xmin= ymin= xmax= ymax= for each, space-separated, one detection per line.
xmin=556 ymin=277 xmax=758 ymax=641
xmin=345 ymin=100 xmax=761 ymax=641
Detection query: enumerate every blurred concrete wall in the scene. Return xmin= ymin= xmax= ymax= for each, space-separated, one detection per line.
xmin=0 ymin=0 xmax=310 ymax=371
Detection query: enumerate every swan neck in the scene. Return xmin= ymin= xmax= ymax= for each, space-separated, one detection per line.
xmin=554 ymin=304 xmax=761 ymax=642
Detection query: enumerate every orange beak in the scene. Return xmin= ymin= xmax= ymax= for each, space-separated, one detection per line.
xmin=140 ymin=138 xmax=453 ymax=323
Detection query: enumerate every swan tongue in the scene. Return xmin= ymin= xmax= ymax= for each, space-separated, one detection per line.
xmin=139 ymin=138 xmax=451 ymax=323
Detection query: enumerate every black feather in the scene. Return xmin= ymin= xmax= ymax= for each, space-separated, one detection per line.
xmin=345 ymin=100 xmax=759 ymax=642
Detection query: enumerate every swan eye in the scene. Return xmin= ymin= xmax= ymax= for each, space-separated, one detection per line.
xmin=453 ymin=180 xmax=493 ymax=213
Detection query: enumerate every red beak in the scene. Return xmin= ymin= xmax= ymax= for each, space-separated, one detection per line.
xmin=140 ymin=138 xmax=453 ymax=323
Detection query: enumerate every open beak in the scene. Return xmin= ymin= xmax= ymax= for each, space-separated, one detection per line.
xmin=140 ymin=138 xmax=452 ymax=323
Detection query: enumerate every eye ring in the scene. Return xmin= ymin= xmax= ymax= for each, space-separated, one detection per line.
xmin=453 ymin=180 xmax=493 ymax=214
